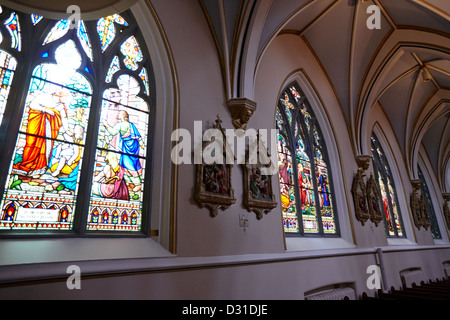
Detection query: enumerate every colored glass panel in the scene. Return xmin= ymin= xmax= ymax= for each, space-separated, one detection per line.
xmin=88 ymin=75 xmax=148 ymax=232
xmin=77 ymin=21 xmax=93 ymax=62
xmin=0 ymin=40 xmax=92 ymax=231
xmin=97 ymin=14 xmax=128 ymax=52
xmin=278 ymin=134 xmax=298 ymax=233
xmin=387 ymin=177 xmax=402 ymax=236
xmin=106 ymin=56 xmax=120 ymax=83
xmin=290 ymin=86 xmax=301 ymax=102
xmin=138 ymin=68 xmax=150 ymax=96
xmin=418 ymin=167 xmax=441 ymax=239
xmin=295 ymin=136 xmax=308 ymax=161
xmin=371 ymin=133 xmax=404 ymax=237
xmin=4 ymin=12 xmax=21 ymax=51
xmin=280 ymin=92 xmax=293 ymax=124
xmin=120 ymin=36 xmax=143 ymax=71
xmin=0 ymin=50 xmax=17 ymax=124
xmin=300 ymin=102 xmax=311 ymax=132
xmin=43 ymin=20 xmax=70 ymax=45
xmin=276 ymin=82 xmax=337 ymax=236
xmin=103 ymin=74 xmax=148 ymax=111
xmin=87 ymin=149 xmax=143 ymax=231
xmin=275 ymin=108 xmax=283 ymax=130
xmin=301 ymin=187 xmax=317 ymax=233
xmin=31 ymin=14 xmax=43 ymax=25
xmin=377 ymin=174 xmax=395 ymax=236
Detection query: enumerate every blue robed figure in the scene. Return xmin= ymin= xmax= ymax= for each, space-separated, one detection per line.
xmin=102 ymin=110 xmax=145 ymax=192
xmin=118 ymin=120 xmax=143 ymax=172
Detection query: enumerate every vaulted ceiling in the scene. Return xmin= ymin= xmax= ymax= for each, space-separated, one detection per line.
xmin=4 ymin=0 xmax=448 ymax=191
xmin=201 ymin=0 xmax=450 ymax=192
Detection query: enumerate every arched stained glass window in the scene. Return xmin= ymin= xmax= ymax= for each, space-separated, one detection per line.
xmin=418 ymin=166 xmax=442 ymax=239
xmin=0 ymin=6 xmax=155 ymax=235
xmin=370 ymin=133 xmax=404 ymax=237
xmin=276 ymin=82 xmax=338 ymax=236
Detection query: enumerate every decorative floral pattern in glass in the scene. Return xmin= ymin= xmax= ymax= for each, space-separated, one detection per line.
xmin=97 ymin=14 xmax=128 ymax=52
xmin=276 ymin=82 xmax=337 ymax=236
xmin=120 ymin=36 xmax=143 ymax=71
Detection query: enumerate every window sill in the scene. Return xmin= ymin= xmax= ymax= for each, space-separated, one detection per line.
xmin=386 ymin=237 xmax=417 ymax=246
xmin=285 ymin=236 xmax=356 ymax=252
xmin=0 ymin=237 xmax=174 ymax=267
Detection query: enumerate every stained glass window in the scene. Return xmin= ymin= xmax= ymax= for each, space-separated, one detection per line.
xmin=0 ymin=7 xmax=154 ymax=235
xmin=418 ymin=166 xmax=442 ymax=239
xmin=276 ymin=82 xmax=338 ymax=236
xmin=371 ymin=133 xmax=405 ymax=237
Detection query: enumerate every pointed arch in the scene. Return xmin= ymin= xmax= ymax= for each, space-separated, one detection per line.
xmin=275 ymin=71 xmax=345 ymax=237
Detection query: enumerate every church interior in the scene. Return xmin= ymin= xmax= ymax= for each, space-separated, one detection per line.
xmin=0 ymin=0 xmax=449 ymax=301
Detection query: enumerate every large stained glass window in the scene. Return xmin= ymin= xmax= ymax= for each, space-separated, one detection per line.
xmin=370 ymin=133 xmax=404 ymax=237
xmin=0 ymin=6 xmax=154 ymax=235
xmin=276 ymin=82 xmax=338 ymax=236
xmin=418 ymin=166 xmax=442 ymax=239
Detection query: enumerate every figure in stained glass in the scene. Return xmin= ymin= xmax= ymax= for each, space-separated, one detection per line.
xmin=276 ymin=82 xmax=337 ymax=235
xmin=13 ymin=90 xmax=71 ymax=178
xmin=318 ymin=172 xmax=330 ymax=207
xmin=371 ymin=133 xmax=404 ymax=237
xmin=0 ymin=6 xmax=153 ymax=233
xmin=92 ymin=152 xmax=129 ymax=200
xmin=49 ymin=124 xmax=84 ymax=177
xmin=102 ymin=110 xmax=144 ymax=191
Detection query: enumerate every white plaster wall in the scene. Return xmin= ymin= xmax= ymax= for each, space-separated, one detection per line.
xmin=151 ymin=0 xmax=285 ymax=257
xmin=1 ymin=246 xmax=449 ymax=299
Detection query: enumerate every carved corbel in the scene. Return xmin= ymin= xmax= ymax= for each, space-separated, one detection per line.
xmin=443 ymin=193 xmax=450 ymax=230
xmin=352 ymin=155 xmax=371 ymax=225
xmin=227 ymin=98 xmax=256 ymax=131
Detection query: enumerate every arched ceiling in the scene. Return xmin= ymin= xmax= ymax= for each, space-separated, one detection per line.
xmin=201 ymin=0 xmax=449 ymax=191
